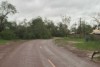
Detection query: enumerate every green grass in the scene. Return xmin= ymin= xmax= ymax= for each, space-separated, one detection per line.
xmin=0 ymin=39 xmax=9 ymax=45
xmin=64 ymin=37 xmax=83 ymax=42
xmin=54 ymin=37 xmax=100 ymax=51
xmin=76 ymin=40 xmax=100 ymax=51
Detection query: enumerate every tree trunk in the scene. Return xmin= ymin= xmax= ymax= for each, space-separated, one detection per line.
xmin=91 ymin=51 xmax=100 ymax=60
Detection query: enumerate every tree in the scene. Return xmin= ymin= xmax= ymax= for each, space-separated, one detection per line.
xmin=61 ymin=15 xmax=71 ymax=36
xmin=46 ymin=21 xmax=58 ymax=37
xmin=71 ymin=22 xmax=77 ymax=34
xmin=61 ymin=15 xmax=71 ymax=27
xmin=0 ymin=29 xmax=16 ymax=40
xmin=30 ymin=17 xmax=51 ymax=39
xmin=0 ymin=1 xmax=17 ymax=32
xmin=92 ymin=13 xmax=100 ymax=30
xmin=77 ymin=20 xmax=93 ymax=35
xmin=57 ymin=22 xmax=68 ymax=37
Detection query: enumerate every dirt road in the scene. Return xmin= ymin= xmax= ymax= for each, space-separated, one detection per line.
xmin=0 ymin=39 xmax=99 ymax=67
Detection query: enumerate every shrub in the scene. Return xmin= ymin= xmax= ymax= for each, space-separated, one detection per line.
xmin=0 ymin=30 xmax=17 ymax=40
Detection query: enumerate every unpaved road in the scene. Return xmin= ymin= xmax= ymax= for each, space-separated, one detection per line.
xmin=0 ymin=39 xmax=99 ymax=67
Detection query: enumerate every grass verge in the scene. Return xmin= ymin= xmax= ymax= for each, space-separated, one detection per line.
xmin=0 ymin=39 xmax=9 ymax=45
xmin=54 ymin=37 xmax=100 ymax=51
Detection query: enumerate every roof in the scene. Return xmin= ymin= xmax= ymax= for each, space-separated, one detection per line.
xmin=91 ymin=29 xmax=100 ymax=34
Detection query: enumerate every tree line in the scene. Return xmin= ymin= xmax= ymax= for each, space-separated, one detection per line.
xmin=0 ymin=16 xmax=69 ymax=39
xmin=0 ymin=1 xmax=99 ymax=40
xmin=0 ymin=1 xmax=70 ymax=40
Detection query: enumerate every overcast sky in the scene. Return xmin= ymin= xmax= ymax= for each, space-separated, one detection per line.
xmin=1 ymin=0 xmax=100 ymax=24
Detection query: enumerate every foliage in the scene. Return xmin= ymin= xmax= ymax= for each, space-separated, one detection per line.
xmin=76 ymin=21 xmax=93 ymax=35
xmin=0 ymin=30 xmax=17 ymax=40
xmin=0 ymin=1 xmax=17 ymax=32
xmin=30 ymin=17 xmax=52 ymax=39
xmin=46 ymin=22 xmax=58 ymax=36
xmin=57 ymin=22 xmax=69 ymax=37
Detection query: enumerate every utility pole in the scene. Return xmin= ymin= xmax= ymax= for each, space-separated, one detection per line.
xmin=79 ymin=18 xmax=82 ymax=35
xmin=74 ymin=22 xmax=77 ymax=34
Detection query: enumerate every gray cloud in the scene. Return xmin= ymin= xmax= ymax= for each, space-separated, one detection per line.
xmin=1 ymin=0 xmax=100 ymax=22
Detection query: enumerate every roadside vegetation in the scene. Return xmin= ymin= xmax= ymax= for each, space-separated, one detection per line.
xmin=55 ymin=37 xmax=100 ymax=51
xmin=0 ymin=39 xmax=9 ymax=44
xmin=54 ymin=37 xmax=100 ymax=61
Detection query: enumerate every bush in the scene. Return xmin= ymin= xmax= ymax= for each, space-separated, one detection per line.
xmin=0 ymin=30 xmax=17 ymax=40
